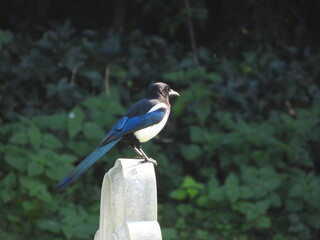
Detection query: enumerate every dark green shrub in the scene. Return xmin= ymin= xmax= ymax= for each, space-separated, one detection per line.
xmin=1 ymin=22 xmax=320 ymax=240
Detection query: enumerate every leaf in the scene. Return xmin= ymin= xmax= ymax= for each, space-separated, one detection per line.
xmin=171 ymin=97 xmax=186 ymax=115
xmin=3 ymin=173 xmax=17 ymax=187
xmin=196 ymin=194 xmax=209 ymax=207
xmin=28 ymin=125 xmax=42 ymax=148
xmin=255 ymin=200 xmax=270 ymax=215
xmin=182 ymin=176 xmax=202 ymax=189
xmin=28 ymin=162 xmax=44 ymax=176
xmin=4 ymin=152 xmax=28 ymax=171
xmin=67 ymin=141 xmax=92 ymax=156
xmin=83 ymin=122 xmax=104 ymax=139
xmin=27 ymin=151 xmax=52 ymax=167
xmin=170 ymin=189 xmax=187 ymax=200
xmin=225 ymin=173 xmax=240 ymax=203
xmin=181 ymin=144 xmax=202 ymax=161
xmin=0 ymin=30 xmax=10 ymax=44
xmin=82 ymin=96 xmax=104 ymax=110
xmin=190 ymin=126 xmax=206 ymax=143
xmin=33 ymin=114 xmax=67 ymax=130
xmin=161 ymin=228 xmax=177 ymax=240
xmin=304 ymin=214 xmax=320 ymax=229
xmin=9 ymin=131 xmax=28 ymax=145
xmin=37 ymin=220 xmax=61 ymax=233
xmin=64 ymin=46 xmax=86 ymax=70
xmin=46 ymin=154 xmax=76 ymax=181
xmin=215 ymin=112 xmax=235 ymax=129
xmin=7 ymin=214 xmax=20 ymax=223
xmin=67 ymin=106 xmax=84 ymax=138
xmin=269 ymin=193 xmax=281 ymax=207
xmin=22 ymin=200 xmax=38 ymax=211
xmin=269 ymin=60 xmax=286 ymax=72
xmin=206 ymin=72 xmax=222 ymax=82
xmin=1 ymin=188 xmax=15 ymax=202
xmin=59 ymin=154 xmax=77 ymax=164
xmin=105 ymin=97 xmax=126 ymax=115
xmin=177 ymin=204 xmax=193 ymax=216
xmin=257 ymin=216 xmax=271 ymax=228
xmin=20 ymin=177 xmax=52 ymax=202
xmin=234 ymin=200 xmax=270 ymax=221
xmin=182 ymin=176 xmax=203 ymax=198
xmin=195 ymin=103 xmax=211 ymax=124
xmin=42 ymin=133 xmax=63 ymax=149
xmin=46 ymin=153 xmax=77 ymax=181
xmin=208 ymin=176 xmax=219 ymax=190
xmin=239 ymin=186 xmax=253 ymax=199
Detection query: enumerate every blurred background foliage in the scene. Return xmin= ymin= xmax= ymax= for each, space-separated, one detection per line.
xmin=1 ymin=0 xmax=320 ymax=239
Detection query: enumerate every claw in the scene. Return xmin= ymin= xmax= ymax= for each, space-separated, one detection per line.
xmin=138 ymin=158 xmax=158 ymax=166
xmin=146 ymin=158 xmax=158 ymax=166
xmin=130 ymin=145 xmax=158 ymax=166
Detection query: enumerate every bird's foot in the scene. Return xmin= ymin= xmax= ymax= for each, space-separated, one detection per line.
xmin=139 ymin=158 xmax=158 ymax=167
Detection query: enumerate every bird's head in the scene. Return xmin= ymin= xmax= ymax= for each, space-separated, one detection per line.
xmin=145 ymin=82 xmax=179 ymax=100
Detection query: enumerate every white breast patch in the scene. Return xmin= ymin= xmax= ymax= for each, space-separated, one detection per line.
xmin=133 ymin=103 xmax=170 ymax=143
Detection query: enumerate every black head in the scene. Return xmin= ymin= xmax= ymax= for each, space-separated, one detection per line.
xmin=145 ymin=82 xmax=179 ymax=100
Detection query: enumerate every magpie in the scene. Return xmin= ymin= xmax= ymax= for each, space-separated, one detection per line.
xmin=55 ymin=82 xmax=179 ymax=191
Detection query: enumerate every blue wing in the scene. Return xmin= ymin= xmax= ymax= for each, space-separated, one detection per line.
xmin=55 ymin=107 xmax=166 ymax=191
xmin=100 ymin=107 xmax=166 ymax=145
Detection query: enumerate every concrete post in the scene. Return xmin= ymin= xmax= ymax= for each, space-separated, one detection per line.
xmin=94 ymin=159 xmax=162 ymax=240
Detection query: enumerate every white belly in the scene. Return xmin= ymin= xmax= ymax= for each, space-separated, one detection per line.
xmin=133 ymin=103 xmax=170 ymax=143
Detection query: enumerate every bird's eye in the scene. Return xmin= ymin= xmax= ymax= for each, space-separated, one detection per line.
xmin=165 ymin=86 xmax=170 ymax=92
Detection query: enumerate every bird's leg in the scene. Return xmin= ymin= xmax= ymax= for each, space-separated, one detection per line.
xmin=137 ymin=147 xmax=158 ymax=166
xmin=130 ymin=145 xmax=144 ymax=159
xmin=129 ymin=144 xmax=158 ymax=166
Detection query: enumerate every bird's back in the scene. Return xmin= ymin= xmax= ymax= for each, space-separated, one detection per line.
xmin=126 ymin=98 xmax=165 ymax=117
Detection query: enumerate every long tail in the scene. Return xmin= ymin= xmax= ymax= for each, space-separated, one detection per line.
xmin=55 ymin=138 xmax=122 ymax=191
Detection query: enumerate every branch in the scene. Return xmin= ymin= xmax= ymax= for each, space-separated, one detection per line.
xmin=184 ymin=0 xmax=199 ymax=66
xmin=285 ymin=100 xmax=298 ymax=119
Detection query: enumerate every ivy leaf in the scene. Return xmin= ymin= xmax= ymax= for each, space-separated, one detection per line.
xmin=3 ymin=173 xmax=17 ymax=187
xmin=28 ymin=162 xmax=44 ymax=177
xmin=239 ymin=186 xmax=253 ymax=199
xmin=33 ymin=114 xmax=67 ymax=130
xmin=170 ymin=189 xmax=187 ymax=200
xmin=195 ymin=104 xmax=211 ymax=124
xmin=225 ymin=173 xmax=240 ymax=203
xmin=19 ymin=177 xmax=52 ymax=202
xmin=28 ymin=125 xmax=42 ymax=148
xmin=4 ymin=151 xmax=28 ymax=171
xmin=182 ymin=176 xmax=203 ymax=198
xmin=256 ymin=216 xmax=271 ymax=228
xmin=42 ymin=133 xmax=63 ymax=149
xmin=1 ymin=189 xmax=15 ymax=202
xmin=46 ymin=154 xmax=76 ymax=181
xmin=83 ymin=122 xmax=104 ymax=139
xmin=37 ymin=220 xmax=61 ymax=233
xmin=64 ymin=46 xmax=86 ymax=71
xmin=190 ymin=126 xmax=206 ymax=143
xmin=9 ymin=131 xmax=28 ymax=145
xmin=181 ymin=144 xmax=202 ymax=161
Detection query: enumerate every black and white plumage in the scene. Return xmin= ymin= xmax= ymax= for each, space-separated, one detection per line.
xmin=55 ymin=82 xmax=179 ymax=190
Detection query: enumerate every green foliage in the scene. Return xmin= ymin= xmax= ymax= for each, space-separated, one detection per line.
xmin=163 ymin=101 xmax=320 ymax=239
xmin=1 ymin=19 xmax=320 ymax=240
xmin=0 ymin=92 xmax=130 ymax=239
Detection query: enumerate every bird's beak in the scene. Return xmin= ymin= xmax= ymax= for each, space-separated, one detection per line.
xmin=169 ymin=89 xmax=180 ymax=97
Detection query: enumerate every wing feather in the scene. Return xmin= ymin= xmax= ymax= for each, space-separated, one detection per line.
xmin=100 ymin=107 xmax=166 ymax=145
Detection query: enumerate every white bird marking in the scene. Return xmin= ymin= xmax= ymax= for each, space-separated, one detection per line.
xmin=134 ymin=103 xmax=170 ymax=143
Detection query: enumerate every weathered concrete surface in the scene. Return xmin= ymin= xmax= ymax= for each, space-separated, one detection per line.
xmin=94 ymin=159 xmax=162 ymax=240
